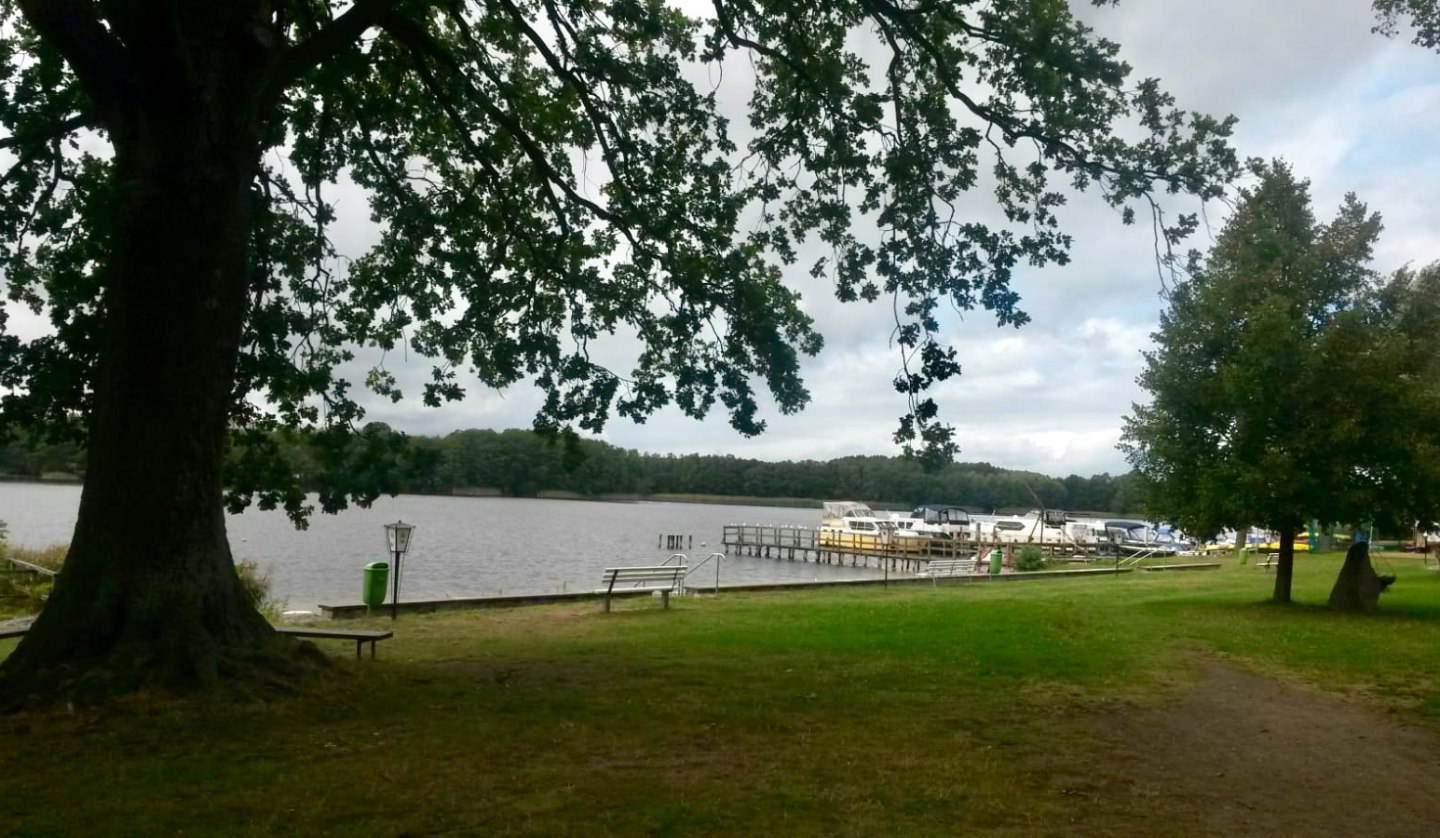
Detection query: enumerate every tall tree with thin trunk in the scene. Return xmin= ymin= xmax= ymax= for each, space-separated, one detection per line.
xmin=0 ymin=1 xmax=1237 ymax=701
xmin=1122 ymin=161 xmax=1440 ymax=605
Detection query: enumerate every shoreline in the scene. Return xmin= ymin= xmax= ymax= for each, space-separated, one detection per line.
xmin=0 ymin=477 xmax=1141 ymax=517
xmin=315 ymin=566 xmax=1139 ymax=619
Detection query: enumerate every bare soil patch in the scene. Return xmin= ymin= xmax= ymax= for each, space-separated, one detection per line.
xmin=1099 ymin=659 xmax=1440 ymax=837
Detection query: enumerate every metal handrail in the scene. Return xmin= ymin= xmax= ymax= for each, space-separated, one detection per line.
xmin=1118 ymin=546 xmax=1166 ymax=567
xmin=683 ymin=552 xmax=725 ymax=593
xmin=658 ymin=553 xmax=689 ymax=594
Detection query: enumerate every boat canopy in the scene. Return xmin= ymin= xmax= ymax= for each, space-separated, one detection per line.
xmin=1103 ymin=520 xmax=1148 ymax=531
xmin=822 ymin=501 xmax=875 ymax=521
xmin=912 ymin=504 xmax=971 ymax=524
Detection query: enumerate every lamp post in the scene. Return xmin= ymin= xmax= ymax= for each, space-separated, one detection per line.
xmin=384 ymin=520 xmax=415 ymax=620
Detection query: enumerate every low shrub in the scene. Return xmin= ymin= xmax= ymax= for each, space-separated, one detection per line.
xmin=1015 ymin=546 xmax=1046 ymax=572
xmin=235 ymin=559 xmax=286 ymax=622
xmin=0 ymin=540 xmax=283 ymax=622
xmin=0 ymin=543 xmax=67 ymax=612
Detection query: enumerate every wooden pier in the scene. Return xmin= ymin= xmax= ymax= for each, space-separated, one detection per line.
xmin=721 ymin=524 xmax=1113 ymax=572
xmin=722 ymin=525 xmax=974 ymax=573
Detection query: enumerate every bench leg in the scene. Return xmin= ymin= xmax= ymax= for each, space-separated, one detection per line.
xmin=661 ymin=589 xmax=670 ymax=609
xmin=356 ymin=640 xmax=362 ymax=659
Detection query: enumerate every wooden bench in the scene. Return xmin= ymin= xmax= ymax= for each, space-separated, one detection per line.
xmin=5 ymin=557 xmax=58 ymax=578
xmin=0 ymin=625 xmax=392 ymax=659
xmin=924 ymin=558 xmax=979 ymax=580
xmin=1258 ymin=552 xmax=1280 ymax=571
xmin=600 ymin=565 xmax=686 ymax=612
xmin=276 ymin=627 xmax=393 ymax=659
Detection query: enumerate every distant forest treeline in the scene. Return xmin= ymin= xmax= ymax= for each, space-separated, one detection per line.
xmin=1 ymin=425 xmax=1140 ymax=514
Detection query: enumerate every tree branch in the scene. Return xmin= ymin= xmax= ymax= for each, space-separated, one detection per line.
xmin=0 ymin=113 xmax=95 ymax=151
xmin=856 ymin=0 xmax=1179 ymax=192
xmin=377 ymin=11 xmax=630 ymax=235
xmin=16 ymin=0 xmax=131 ymax=128
xmin=474 ymin=0 xmax=637 ymax=191
xmin=269 ymin=0 xmax=405 ymax=101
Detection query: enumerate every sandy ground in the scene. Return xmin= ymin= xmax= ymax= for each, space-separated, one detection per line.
xmin=1097 ymin=660 xmax=1440 ymax=837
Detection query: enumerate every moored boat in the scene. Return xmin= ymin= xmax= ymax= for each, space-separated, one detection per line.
xmin=818 ymin=500 xmax=891 ymax=552
xmin=908 ymin=504 xmax=973 ymax=543
xmin=978 ymin=509 xmax=1070 ymax=546
xmin=1103 ymin=520 xmax=1182 ymax=557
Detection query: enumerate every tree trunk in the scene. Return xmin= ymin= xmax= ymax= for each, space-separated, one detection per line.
xmin=1328 ymin=541 xmax=1392 ymax=613
xmin=1270 ymin=525 xmax=1296 ymax=603
xmin=0 ymin=37 xmax=322 ymax=703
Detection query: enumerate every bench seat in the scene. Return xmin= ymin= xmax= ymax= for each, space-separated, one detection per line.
xmin=0 ymin=625 xmax=392 ymax=660
xmin=924 ymin=559 xmax=979 ymax=579
xmin=276 ymin=626 xmax=394 ymax=658
xmin=600 ymin=565 xmax=686 ymax=612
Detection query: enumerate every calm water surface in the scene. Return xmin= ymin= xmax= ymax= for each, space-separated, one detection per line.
xmin=0 ymin=484 xmax=886 ymax=610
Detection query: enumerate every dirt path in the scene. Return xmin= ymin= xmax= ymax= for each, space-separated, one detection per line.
xmin=1099 ymin=660 xmax=1440 ymax=836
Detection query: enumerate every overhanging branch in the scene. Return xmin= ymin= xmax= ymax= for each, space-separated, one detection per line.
xmin=377 ymin=11 xmax=632 ymax=235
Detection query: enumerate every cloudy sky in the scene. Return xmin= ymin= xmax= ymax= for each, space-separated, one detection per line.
xmin=10 ymin=2 xmax=1438 ymax=479
xmin=341 ymin=0 xmax=1440 ymax=477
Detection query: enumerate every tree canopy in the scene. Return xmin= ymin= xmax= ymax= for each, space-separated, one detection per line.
xmin=1121 ymin=160 xmax=1440 ymax=603
xmin=0 ymin=0 xmax=1237 ymax=698
xmin=1 ymin=1 xmax=1237 ymax=498
xmin=1374 ymin=0 xmax=1440 ymax=49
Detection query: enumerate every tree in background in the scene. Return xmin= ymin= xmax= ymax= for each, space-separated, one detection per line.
xmin=0 ymin=1 xmax=1236 ymax=699
xmin=1122 ymin=161 xmax=1440 ymax=606
xmin=1326 ymin=261 xmax=1440 ymax=611
xmin=1374 ymin=0 xmax=1440 ymax=48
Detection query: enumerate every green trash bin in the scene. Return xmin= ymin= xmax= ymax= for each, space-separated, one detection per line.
xmin=363 ymin=561 xmax=390 ymax=607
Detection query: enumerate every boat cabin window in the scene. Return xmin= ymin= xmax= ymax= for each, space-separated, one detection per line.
xmin=994 ymin=521 xmax=1026 ymax=531
xmin=850 ymin=520 xmax=877 ymax=532
xmin=916 ymin=506 xmax=970 ymax=525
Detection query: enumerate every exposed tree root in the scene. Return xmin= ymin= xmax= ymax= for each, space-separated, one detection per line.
xmin=0 ymin=630 xmax=332 ymax=712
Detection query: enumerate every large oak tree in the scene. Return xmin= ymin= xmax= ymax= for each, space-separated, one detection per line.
xmin=0 ymin=0 xmax=1236 ymax=700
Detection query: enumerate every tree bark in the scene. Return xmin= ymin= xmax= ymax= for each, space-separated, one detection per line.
xmin=1328 ymin=541 xmax=1391 ymax=613
xmin=1270 ymin=525 xmax=1296 ymax=603
xmin=0 ymin=20 xmax=323 ymax=703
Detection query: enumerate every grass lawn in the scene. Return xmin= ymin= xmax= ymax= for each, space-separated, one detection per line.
xmin=2 ymin=553 xmax=1439 ymax=835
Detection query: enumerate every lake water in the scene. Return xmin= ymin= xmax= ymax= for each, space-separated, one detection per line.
xmin=0 ymin=483 xmax=886 ymax=611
